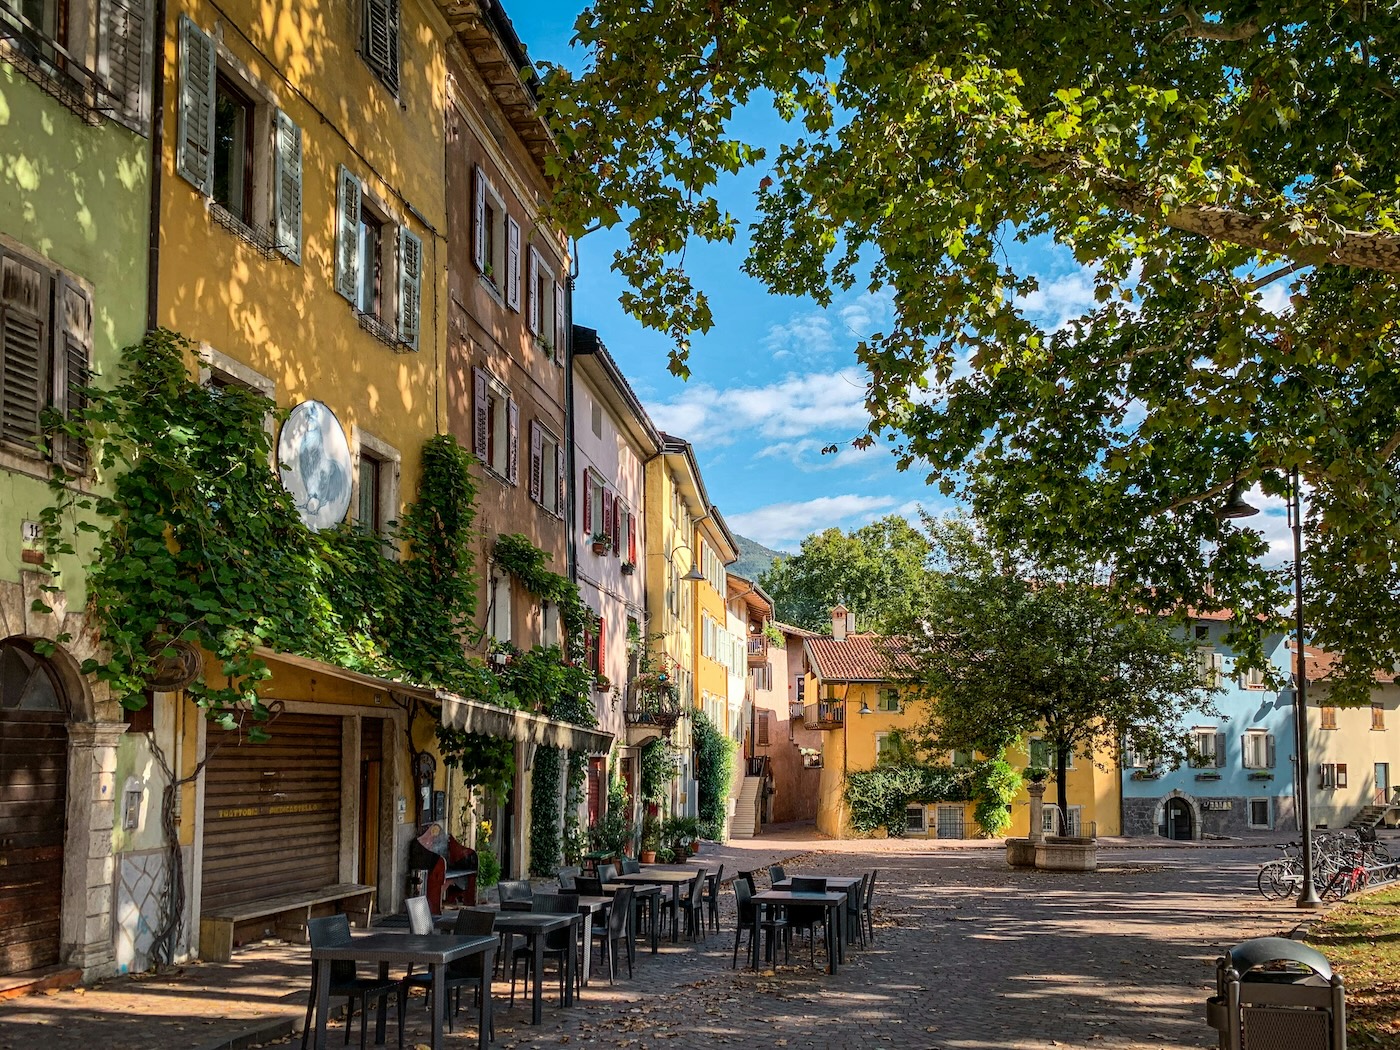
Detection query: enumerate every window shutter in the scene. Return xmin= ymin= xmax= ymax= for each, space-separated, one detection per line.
xmin=627 ymin=512 xmax=637 ymax=563
xmin=596 ymin=614 xmax=606 ymax=676
xmin=98 ymin=0 xmax=152 ymax=133
xmin=555 ymin=280 xmax=566 ymax=366
xmin=335 ymin=166 xmax=361 ymax=302
xmin=527 ymin=247 xmax=540 ymax=335
xmin=612 ymin=495 xmax=622 ymax=556
xmin=363 ymin=0 xmax=399 ymax=93
xmin=0 ymin=252 xmax=50 ymax=451
xmin=602 ymin=488 xmax=613 ymax=544
xmin=1215 ymin=731 xmax=1226 ymax=769
xmin=528 ymin=420 xmax=542 ymax=504
xmin=505 ymin=217 xmax=520 ymax=310
xmin=1265 ymin=733 xmax=1276 ymax=769
xmin=506 ymin=398 xmax=519 ymax=485
xmin=397 ymin=227 xmax=422 ymax=348
xmin=176 ymin=15 xmax=216 ymax=194
xmin=555 ymin=436 xmax=566 ymax=516
xmin=471 ymin=368 xmax=488 ymax=459
xmin=271 ymin=110 xmax=304 ymax=264
xmin=472 ymin=167 xmax=486 ymax=273
xmin=53 ymin=275 xmax=93 ymax=472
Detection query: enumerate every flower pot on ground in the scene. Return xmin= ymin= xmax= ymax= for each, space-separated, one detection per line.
xmin=640 ymin=850 xmax=657 ymax=864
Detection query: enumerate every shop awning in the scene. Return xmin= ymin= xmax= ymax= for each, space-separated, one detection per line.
xmin=253 ymin=648 xmax=615 ymax=754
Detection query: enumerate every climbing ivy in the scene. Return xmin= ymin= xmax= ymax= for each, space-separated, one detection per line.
xmin=844 ymin=758 xmax=1021 ymax=838
xmin=437 ymin=727 xmax=516 ymax=797
xmin=529 ymin=744 xmax=564 ymax=876
xmin=692 ymin=710 xmax=735 ymax=841
xmin=639 ymin=737 xmax=674 ymax=805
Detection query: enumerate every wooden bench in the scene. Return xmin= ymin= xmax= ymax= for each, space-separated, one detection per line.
xmin=199 ymin=883 xmax=375 ymax=962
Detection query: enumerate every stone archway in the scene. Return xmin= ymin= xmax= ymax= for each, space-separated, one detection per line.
xmin=1154 ymin=789 xmax=1203 ymax=841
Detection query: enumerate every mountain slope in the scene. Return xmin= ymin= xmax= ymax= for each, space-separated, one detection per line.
xmin=730 ymin=534 xmax=789 ymax=584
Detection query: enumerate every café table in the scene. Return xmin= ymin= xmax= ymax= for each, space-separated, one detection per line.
xmin=613 ymin=869 xmax=699 ymax=943
xmin=459 ymin=909 xmax=578 ymax=1025
xmin=749 ymin=889 xmax=846 ymax=975
xmin=600 ymin=881 xmax=661 ymax=956
xmin=309 ymin=932 xmax=495 ymax=1050
xmin=773 ymin=876 xmax=863 ymax=963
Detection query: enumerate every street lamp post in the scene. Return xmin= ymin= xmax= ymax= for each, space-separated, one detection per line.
xmin=1287 ymin=466 xmax=1322 ymax=908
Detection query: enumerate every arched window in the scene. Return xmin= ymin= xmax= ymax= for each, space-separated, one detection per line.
xmin=0 ymin=639 xmax=63 ymax=712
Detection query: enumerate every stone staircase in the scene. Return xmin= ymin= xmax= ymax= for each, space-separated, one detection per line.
xmin=1348 ymin=803 xmax=1392 ymax=829
xmin=729 ymin=775 xmax=762 ymax=839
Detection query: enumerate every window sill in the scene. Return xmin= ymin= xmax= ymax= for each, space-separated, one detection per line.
xmin=0 ymin=444 xmax=95 ymax=493
xmin=356 ymin=309 xmax=413 ymax=352
xmin=478 ymin=273 xmax=505 ymax=307
xmin=0 ymin=34 xmax=106 ymax=126
xmin=480 ymin=462 xmax=513 ymax=487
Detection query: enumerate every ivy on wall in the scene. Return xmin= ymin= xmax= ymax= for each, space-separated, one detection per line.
xmin=692 ymin=710 xmax=735 ymax=840
xmin=437 ymin=727 xmax=516 ymax=796
xmin=639 ymin=737 xmax=675 ymax=805
xmin=529 ymin=744 xmax=563 ymax=876
xmin=843 ymin=758 xmax=1022 ymax=837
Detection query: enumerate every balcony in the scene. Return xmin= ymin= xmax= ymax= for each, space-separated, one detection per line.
xmin=802 ymin=700 xmax=845 ymax=731
xmin=747 ymin=636 xmax=768 ymax=666
xmin=624 ymin=681 xmax=686 ymax=747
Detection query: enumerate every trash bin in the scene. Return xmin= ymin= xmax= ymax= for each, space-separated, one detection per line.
xmin=1206 ymin=936 xmax=1345 ymax=1050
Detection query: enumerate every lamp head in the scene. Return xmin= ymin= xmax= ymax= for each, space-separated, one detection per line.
xmin=859 ymin=700 xmax=872 ymax=715
xmin=682 ymin=563 xmax=706 ymax=583
xmin=1216 ymin=481 xmax=1260 ymax=520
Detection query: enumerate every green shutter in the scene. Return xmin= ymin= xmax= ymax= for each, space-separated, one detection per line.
xmin=397 ymin=227 xmax=421 ymax=348
xmin=274 ymin=110 xmax=303 ymax=265
xmin=335 ymin=166 xmax=361 ymax=303
xmin=176 ymin=15 xmax=216 ymax=194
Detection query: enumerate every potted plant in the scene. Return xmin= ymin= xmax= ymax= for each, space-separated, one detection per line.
xmin=591 ymin=532 xmax=612 ymax=555
xmin=621 ymin=560 xmax=636 ymax=575
xmin=639 ymin=813 xmax=661 ymax=864
xmin=1024 ymin=765 xmax=1049 ymax=784
xmin=595 ymin=673 xmax=612 ymax=692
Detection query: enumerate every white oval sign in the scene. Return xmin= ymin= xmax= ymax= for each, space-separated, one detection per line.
xmin=277 ymin=400 xmax=353 ymax=531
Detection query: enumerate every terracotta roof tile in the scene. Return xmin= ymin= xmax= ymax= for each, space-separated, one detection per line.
xmin=805 ymin=633 xmax=917 ymax=682
xmin=1288 ymin=641 xmax=1398 ymax=684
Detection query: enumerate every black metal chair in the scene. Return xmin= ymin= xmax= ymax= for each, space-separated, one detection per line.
xmin=863 ymin=869 xmax=878 ymax=944
xmin=701 ymin=864 xmax=725 ymax=933
xmin=598 ymin=862 xmax=619 ymax=883
xmin=732 ymin=877 xmax=787 ymax=969
xmin=678 ymin=871 xmax=707 ymax=941
xmin=508 ymin=893 xmax=578 ymax=1008
xmin=556 ymin=866 xmax=581 ymax=891
xmin=497 ymin=879 xmax=533 ymax=911
xmin=302 ymin=914 xmax=403 ymax=1050
xmin=399 ymin=900 xmax=489 ymax=1036
xmin=768 ymin=864 xmax=787 ymax=885
xmin=591 ymin=885 xmax=634 ymax=982
xmin=574 ymin=874 xmax=603 ymax=896
xmin=620 ymin=857 xmax=641 ymax=875
xmin=785 ymin=876 xmax=830 ymax=969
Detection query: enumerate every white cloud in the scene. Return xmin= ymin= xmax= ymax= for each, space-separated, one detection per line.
xmin=1257 ymin=283 xmax=1292 ymax=316
xmin=764 ymin=313 xmax=835 ymax=358
xmin=648 ymin=368 xmax=869 ymax=449
xmin=755 ymin=437 xmax=885 ymax=473
xmin=1013 ymin=267 xmax=1099 ymax=331
xmin=727 ymin=494 xmax=899 ymax=550
xmin=837 ymin=289 xmax=895 ymax=338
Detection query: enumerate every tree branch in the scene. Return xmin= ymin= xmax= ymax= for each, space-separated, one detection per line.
xmin=1164 ymin=5 xmax=1260 ymax=42
xmin=1025 ymin=154 xmax=1400 ymax=273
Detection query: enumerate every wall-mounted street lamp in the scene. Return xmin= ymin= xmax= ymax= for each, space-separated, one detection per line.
xmin=668 ymin=544 xmax=706 ymax=583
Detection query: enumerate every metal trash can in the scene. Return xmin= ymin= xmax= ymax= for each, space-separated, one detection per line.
xmin=1206 ymin=936 xmax=1345 ymax=1050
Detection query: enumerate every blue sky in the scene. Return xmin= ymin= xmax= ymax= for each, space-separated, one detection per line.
xmin=506 ymin=4 xmax=1296 ymax=559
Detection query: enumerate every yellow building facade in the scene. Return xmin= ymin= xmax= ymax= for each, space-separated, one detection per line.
xmin=694 ymin=510 xmax=740 ymax=736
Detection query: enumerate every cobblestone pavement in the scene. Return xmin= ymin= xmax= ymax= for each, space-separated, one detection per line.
xmin=0 ymin=844 xmax=1300 ymax=1050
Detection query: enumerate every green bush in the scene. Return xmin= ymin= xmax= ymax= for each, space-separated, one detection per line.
xmin=693 ymin=710 xmax=735 ymax=840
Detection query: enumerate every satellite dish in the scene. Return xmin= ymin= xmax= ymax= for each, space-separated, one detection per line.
xmin=277 ymin=400 xmax=353 ymax=531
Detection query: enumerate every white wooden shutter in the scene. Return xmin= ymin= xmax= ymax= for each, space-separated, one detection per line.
xmin=472 ymin=167 xmax=486 ymax=273
xmin=273 ymin=110 xmax=303 ymax=264
xmin=1215 ymin=731 xmax=1227 ymax=769
xmin=554 ymin=280 xmax=566 ymax=365
xmin=506 ymin=398 xmax=519 ymax=485
xmin=0 ymin=252 xmax=49 ymax=451
xmin=527 ymin=247 xmax=540 ymax=334
xmin=335 ymin=166 xmax=361 ymax=303
xmin=505 ymin=217 xmax=521 ymax=310
xmin=528 ymin=421 xmax=542 ymax=503
xmin=472 ymin=368 xmax=488 ymax=459
xmin=98 ymin=0 xmax=152 ymax=133
xmin=363 ymin=0 xmax=400 ymax=93
xmin=53 ymin=275 xmax=93 ymax=472
xmin=555 ymin=436 xmax=566 ymax=516
xmin=1266 ymin=733 xmax=1276 ymax=769
xmin=176 ymin=15 xmax=216 ymax=194
xmin=397 ymin=227 xmax=422 ymax=348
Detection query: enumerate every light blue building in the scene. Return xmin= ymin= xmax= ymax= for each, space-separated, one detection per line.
xmin=1122 ymin=616 xmax=1295 ymax=838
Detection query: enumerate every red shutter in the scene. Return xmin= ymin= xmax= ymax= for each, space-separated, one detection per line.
xmin=506 ymin=398 xmax=519 ymax=485
xmin=528 ymin=421 xmax=542 ymax=504
xmin=596 ymin=614 xmax=606 ymax=676
xmin=582 ymin=470 xmax=592 ymax=534
xmin=612 ymin=495 xmax=622 ymax=556
xmin=602 ymin=489 xmax=613 ymax=545
xmin=472 ymin=368 xmax=488 ymax=459
xmin=627 ymin=512 xmax=637 ymax=564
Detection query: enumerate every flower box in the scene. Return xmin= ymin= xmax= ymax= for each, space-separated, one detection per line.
xmin=1195 ymin=772 xmax=1222 ymax=781
xmin=621 ymin=561 xmax=636 ymax=575
xmin=1248 ymin=772 xmax=1274 ymax=781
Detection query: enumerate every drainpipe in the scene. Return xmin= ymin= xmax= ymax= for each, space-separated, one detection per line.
xmin=144 ymin=0 xmax=168 ymax=333
xmin=564 ymin=241 xmax=578 ymax=581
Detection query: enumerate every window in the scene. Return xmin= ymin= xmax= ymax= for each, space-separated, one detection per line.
xmin=357 ymin=453 xmax=383 ymax=534
xmin=1028 ymin=737 xmax=1051 ymax=769
xmin=529 ymin=421 xmax=563 ymax=517
xmin=1189 ymin=727 xmax=1223 ymax=769
xmin=176 ymin=19 xmax=301 ymax=263
xmin=875 ymin=732 xmax=899 ymax=766
xmin=1042 ymin=805 xmax=1082 ymax=837
xmin=487 ymin=568 xmax=511 ymax=644
xmin=334 ymin=167 xmax=421 ymax=347
xmin=590 ymin=400 xmax=603 ymax=438
xmin=472 ymin=368 xmax=517 ymax=482
xmin=1248 ymin=798 xmax=1271 ymax=829
xmin=541 ymin=602 xmax=560 ymax=650
xmin=1320 ymin=704 xmax=1338 ymax=730
xmin=1196 ymin=647 xmax=1223 ymax=687
xmin=0 ymin=247 xmax=91 ymax=472
xmin=471 ymin=167 xmax=519 ymax=308
xmin=751 ymin=663 xmax=772 ymax=692
xmin=877 ymin=688 xmax=901 ymax=713
xmin=905 ymin=805 xmax=927 ymax=834
xmin=1194 ymin=624 xmax=1210 ymax=642
xmin=794 ymin=676 xmax=805 ymax=704
xmin=1241 ymin=730 xmax=1274 ymax=770
xmin=1238 ymin=665 xmax=1266 ymax=690
xmin=756 ymin=711 xmax=770 ymax=746
xmin=360 ymin=0 xmax=399 ymax=94
xmin=527 ymin=247 xmax=562 ymax=356
xmin=951 ymin=750 xmax=972 ymax=767
xmin=1374 ymin=704 xmax=1386 ymax=731
xmin=1319 ymin=763 xmax=1348 ymax=789
xmin=936 ymin=805 xmax=965 ymax=839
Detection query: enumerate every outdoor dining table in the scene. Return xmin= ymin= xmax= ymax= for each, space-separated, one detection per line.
xmin=600 ymin=881 xmax=661 ymax=956
xmin=614 ymin=869 xmax=701 ymax=943
xmin=749 ymin=889 xmax=847 ymax=975
xmin=456 ymin=908 xmax=579 ymax=1025
xmin=773 ymin=876 xmax=863 ymax=962
xmin=309 ymin=931 xmax=496 ymax=1050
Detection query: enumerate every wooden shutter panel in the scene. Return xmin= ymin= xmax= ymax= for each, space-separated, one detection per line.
xmin=0 ymin=252 xmax=49 ymax=451
xmin=363 ymin=0 xmax=399 ymax=93
xmin=612 ymin=495 xmax=622 ymax=556
xmin=528 ymin=420 xmax=542 ymax=504
xmin=397 ymin=227 xmax=422 ymax=348
xmin=506 ymin=398 xmax=519 ymax=485
xmin=596 ymin=614 xmax=606 ymax=676
xmin=1265 ymin=733 xmax=1276 ymax=769
xmin=582 ymin=470 xmax=591 ymax=534
xmin=176 ymin=15 xmax=216 ymax=194
xmin=505 ymin=217 xmax=521 ymax=310
xmin=555 ymin=280 xmax=566 ymax=365
xmin=602 ymin=488 xmax=613 ymax=544
xmin=628 ymin=512 xmax=636 ymax=563
xmin=335 ymin=166 xmax=361 ymax=303
xmin=472 ymin=167 xmax=486 ymax=273
xmin=99 ymin=0 xmax=152 ymax=133
xmin=54 ymin=275 xmax=92 ymax=472
xmin=472 ymin=368 xmax=488 ymax=459
xmin=1216 ymin=731 xmax=1227 ymax=769
xmin=1338 ymin=763 xmax=1348 ymax=788
xmin=527 ymin=248 xmax=540 ymax=335
xmin=758 ymin=711 xmax=770 ymax=746
xmin=555 ymin=435 xmax=566 ymax=515
xmin=273 ymin=110 xmax=303 ymax=264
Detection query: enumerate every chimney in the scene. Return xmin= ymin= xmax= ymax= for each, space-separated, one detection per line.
xmin=831 ymin=604 xmax=849 ymax=642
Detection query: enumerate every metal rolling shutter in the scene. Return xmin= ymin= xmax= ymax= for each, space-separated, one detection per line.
xmin=0 ymin=710 xmax=67 ymax=975
xmin=201 ymin=714 xmax=342 ymax=911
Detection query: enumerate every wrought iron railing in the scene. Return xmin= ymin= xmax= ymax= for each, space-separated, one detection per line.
xmin=802 ymin=700 xmax=844 ymax=730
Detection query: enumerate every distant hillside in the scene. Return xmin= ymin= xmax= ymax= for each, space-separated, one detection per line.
xmin=731 ymin=534 xmax=789 ymax=584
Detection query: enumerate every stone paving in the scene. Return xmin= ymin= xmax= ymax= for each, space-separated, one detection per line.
xmin=0 ymin=840 xmax=1300 ymax=1050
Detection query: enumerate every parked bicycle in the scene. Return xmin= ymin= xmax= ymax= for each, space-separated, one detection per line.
xmin=1255 ymin=829 xmax=1394 ymax=901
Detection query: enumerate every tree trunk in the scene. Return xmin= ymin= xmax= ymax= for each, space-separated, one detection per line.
xmin=1055 ymin=742 xmax=1070 ymax=834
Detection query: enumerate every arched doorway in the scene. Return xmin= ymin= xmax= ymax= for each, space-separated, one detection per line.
xmin=1164 ymin=796 xmax=1195 ymax=841
xmin=0 ymin=639 xmax=69 ymax=976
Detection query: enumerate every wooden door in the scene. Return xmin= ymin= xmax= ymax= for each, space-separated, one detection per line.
xmin=0 ymin=642 xmax=69 ymax=976
xmin=358 ymin=719 xmax=382 ymax=887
